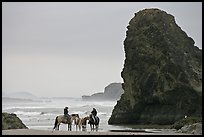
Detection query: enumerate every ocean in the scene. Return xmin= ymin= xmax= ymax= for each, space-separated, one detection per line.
xmin=2 ymin=97 xmax=185 ymax=134
xmin=2 ymin=97 xmax=128 ymax=132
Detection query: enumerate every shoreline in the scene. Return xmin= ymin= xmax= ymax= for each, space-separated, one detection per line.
xmin=2 ymin=129 xmax=191 ymax=135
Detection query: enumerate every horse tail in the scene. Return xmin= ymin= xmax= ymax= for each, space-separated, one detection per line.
xmin=53 ymin=116 xmax=58 ymax=129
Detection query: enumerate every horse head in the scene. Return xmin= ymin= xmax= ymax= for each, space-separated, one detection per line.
xmin=71 ymin=113 xmax=79 ymax=118
xmin=86 ymin=116 xmax=90 ymax=120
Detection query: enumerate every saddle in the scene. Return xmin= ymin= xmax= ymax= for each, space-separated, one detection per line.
xmin=64 ymin=115 xmax=70 ymax=121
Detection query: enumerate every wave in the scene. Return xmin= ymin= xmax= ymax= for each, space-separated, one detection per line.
xmin=3 ymin=106 xmax=46 ymax=110
xmin=71 ymin=111 xmax=88 ymax=115
xmin=43 ymin=113 xmax=56 ymax=116
xmin=97 ymin=112 xmax=107 ymax=115
xmin=73 ymin=101 xmax=117 ymax=109
xmin=2 ymin=97 xmax=44 ymax=103
xmin=3 ymin=98 xmax=117 ymax=110
xmin=14 ymin=111 xmax=41 ymax=116
xmin=3 ymin=97 xmax=118 ymax=132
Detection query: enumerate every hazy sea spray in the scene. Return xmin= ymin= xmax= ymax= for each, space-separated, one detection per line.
xmin=2 ymin=97 xmax=122 ymax=131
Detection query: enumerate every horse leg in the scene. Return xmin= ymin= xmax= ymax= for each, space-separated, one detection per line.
xmin=96 ymin=125 xmax=98 ymax=131
xmin=93 ymin=124 xmax=95 ymax=130
xmin=77 ymin=124 xmax=80 ymax=131
xmin=69 ymin=124 xmax=71 ymax=131
xmin=75 ymin=124 xmax=76 ymax=131
xmin=93 ymin=124 xmax=95 ymax=131
xmin=90 ymin=124 xmax=93 ymax=131
xmin=78 ymin=120 xmax=81 ymax=131
xmin=57 ymin=124 xmax=60 ymax=130
xmin=90 ymin=124 xmax=91 ymax=131
xmin=68 ymin=124 xmax=71 ymax=131
xmin=75 ymin=123 xmax=79 ymax=131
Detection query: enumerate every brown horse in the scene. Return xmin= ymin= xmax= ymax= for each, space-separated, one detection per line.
xmin=80 ymin=116 xmax=90 ymax=130
xmin=73 ymin=116 xmax=90 ymax=131
xmin=71 ymin=114 xmax=81 ymax=130
xmin=71 ymin=114 xmax=79 ymax=125
xmin=73 ymin=116 xmax=81 ymax=131
xmin=53 ymin=115 xmax=72 ymax=131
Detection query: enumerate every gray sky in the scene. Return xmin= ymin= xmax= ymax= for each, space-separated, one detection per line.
xmin=2 ymin=2 xmax=202 ymax=98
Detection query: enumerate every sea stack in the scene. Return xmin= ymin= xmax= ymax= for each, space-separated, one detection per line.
xmin=108 ymin=8 xmax=202 ymax=125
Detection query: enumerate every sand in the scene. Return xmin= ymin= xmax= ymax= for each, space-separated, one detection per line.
xmin=2 ymin=129 xmax=191 ymax=135
xmin=1 ymin=129 xmax=149 ymax=135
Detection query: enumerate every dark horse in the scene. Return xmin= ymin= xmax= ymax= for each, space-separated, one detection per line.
xmin=53 ymin=115 xmax=72 ymax=131
xmin=88 ymin=114 xmax=100 ymax=131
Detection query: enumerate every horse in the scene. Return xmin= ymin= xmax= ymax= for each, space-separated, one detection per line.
xmin=88 ymin=114 xmax=100 ymax=131
xmin=71 ymin=114 xmax=81 ymax=131
xmin=53 ymin=115 xmax=72 ymax=131
xmin=72 ymin=116 xmax=89 ymax=131
xmin=71 ymin=114 xmax=79 ymax=127
xmin=80 ymin=116 xmax=90 ymax=131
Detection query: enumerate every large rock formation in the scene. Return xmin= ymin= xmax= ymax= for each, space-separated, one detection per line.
xmin=2 ymin=112 xmax=28 ymax=130
xmin=108 ymin=9 xmax=202 ymax=125
xmin=82 ymin=83 xmax=124 ymax=101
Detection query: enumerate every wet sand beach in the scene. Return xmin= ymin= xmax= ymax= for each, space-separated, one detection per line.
xmin=2 ymin=129 xmax=190 ymax=135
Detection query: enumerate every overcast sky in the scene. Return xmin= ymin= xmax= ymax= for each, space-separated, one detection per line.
xmin=2 ymin=2 xmax=202 ymax=98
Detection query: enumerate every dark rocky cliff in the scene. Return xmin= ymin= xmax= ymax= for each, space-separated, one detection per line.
xmin=82 ymin=83 xmax=124 ymax=101
xmin=108 ymin=9 xmax=202 ymax=125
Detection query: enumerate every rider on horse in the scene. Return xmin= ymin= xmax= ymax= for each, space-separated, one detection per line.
xmin=64 ymin=107 xmax=70 ymax=119
xmin=91 ymin=108 xmax=97 ymax=123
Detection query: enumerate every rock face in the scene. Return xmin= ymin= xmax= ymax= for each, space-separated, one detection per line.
xmin=171 ymin=116 xmax=202 ymax=130
xmin=108 ymin=9 xmax=202 ymax=125
xmin=82 ymin=83 xmax=124 ymax=101
xmin=2 ymin=112 xmax=28 ymax=130
xmin=178 ymin=123 xmax=202 ymax=135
